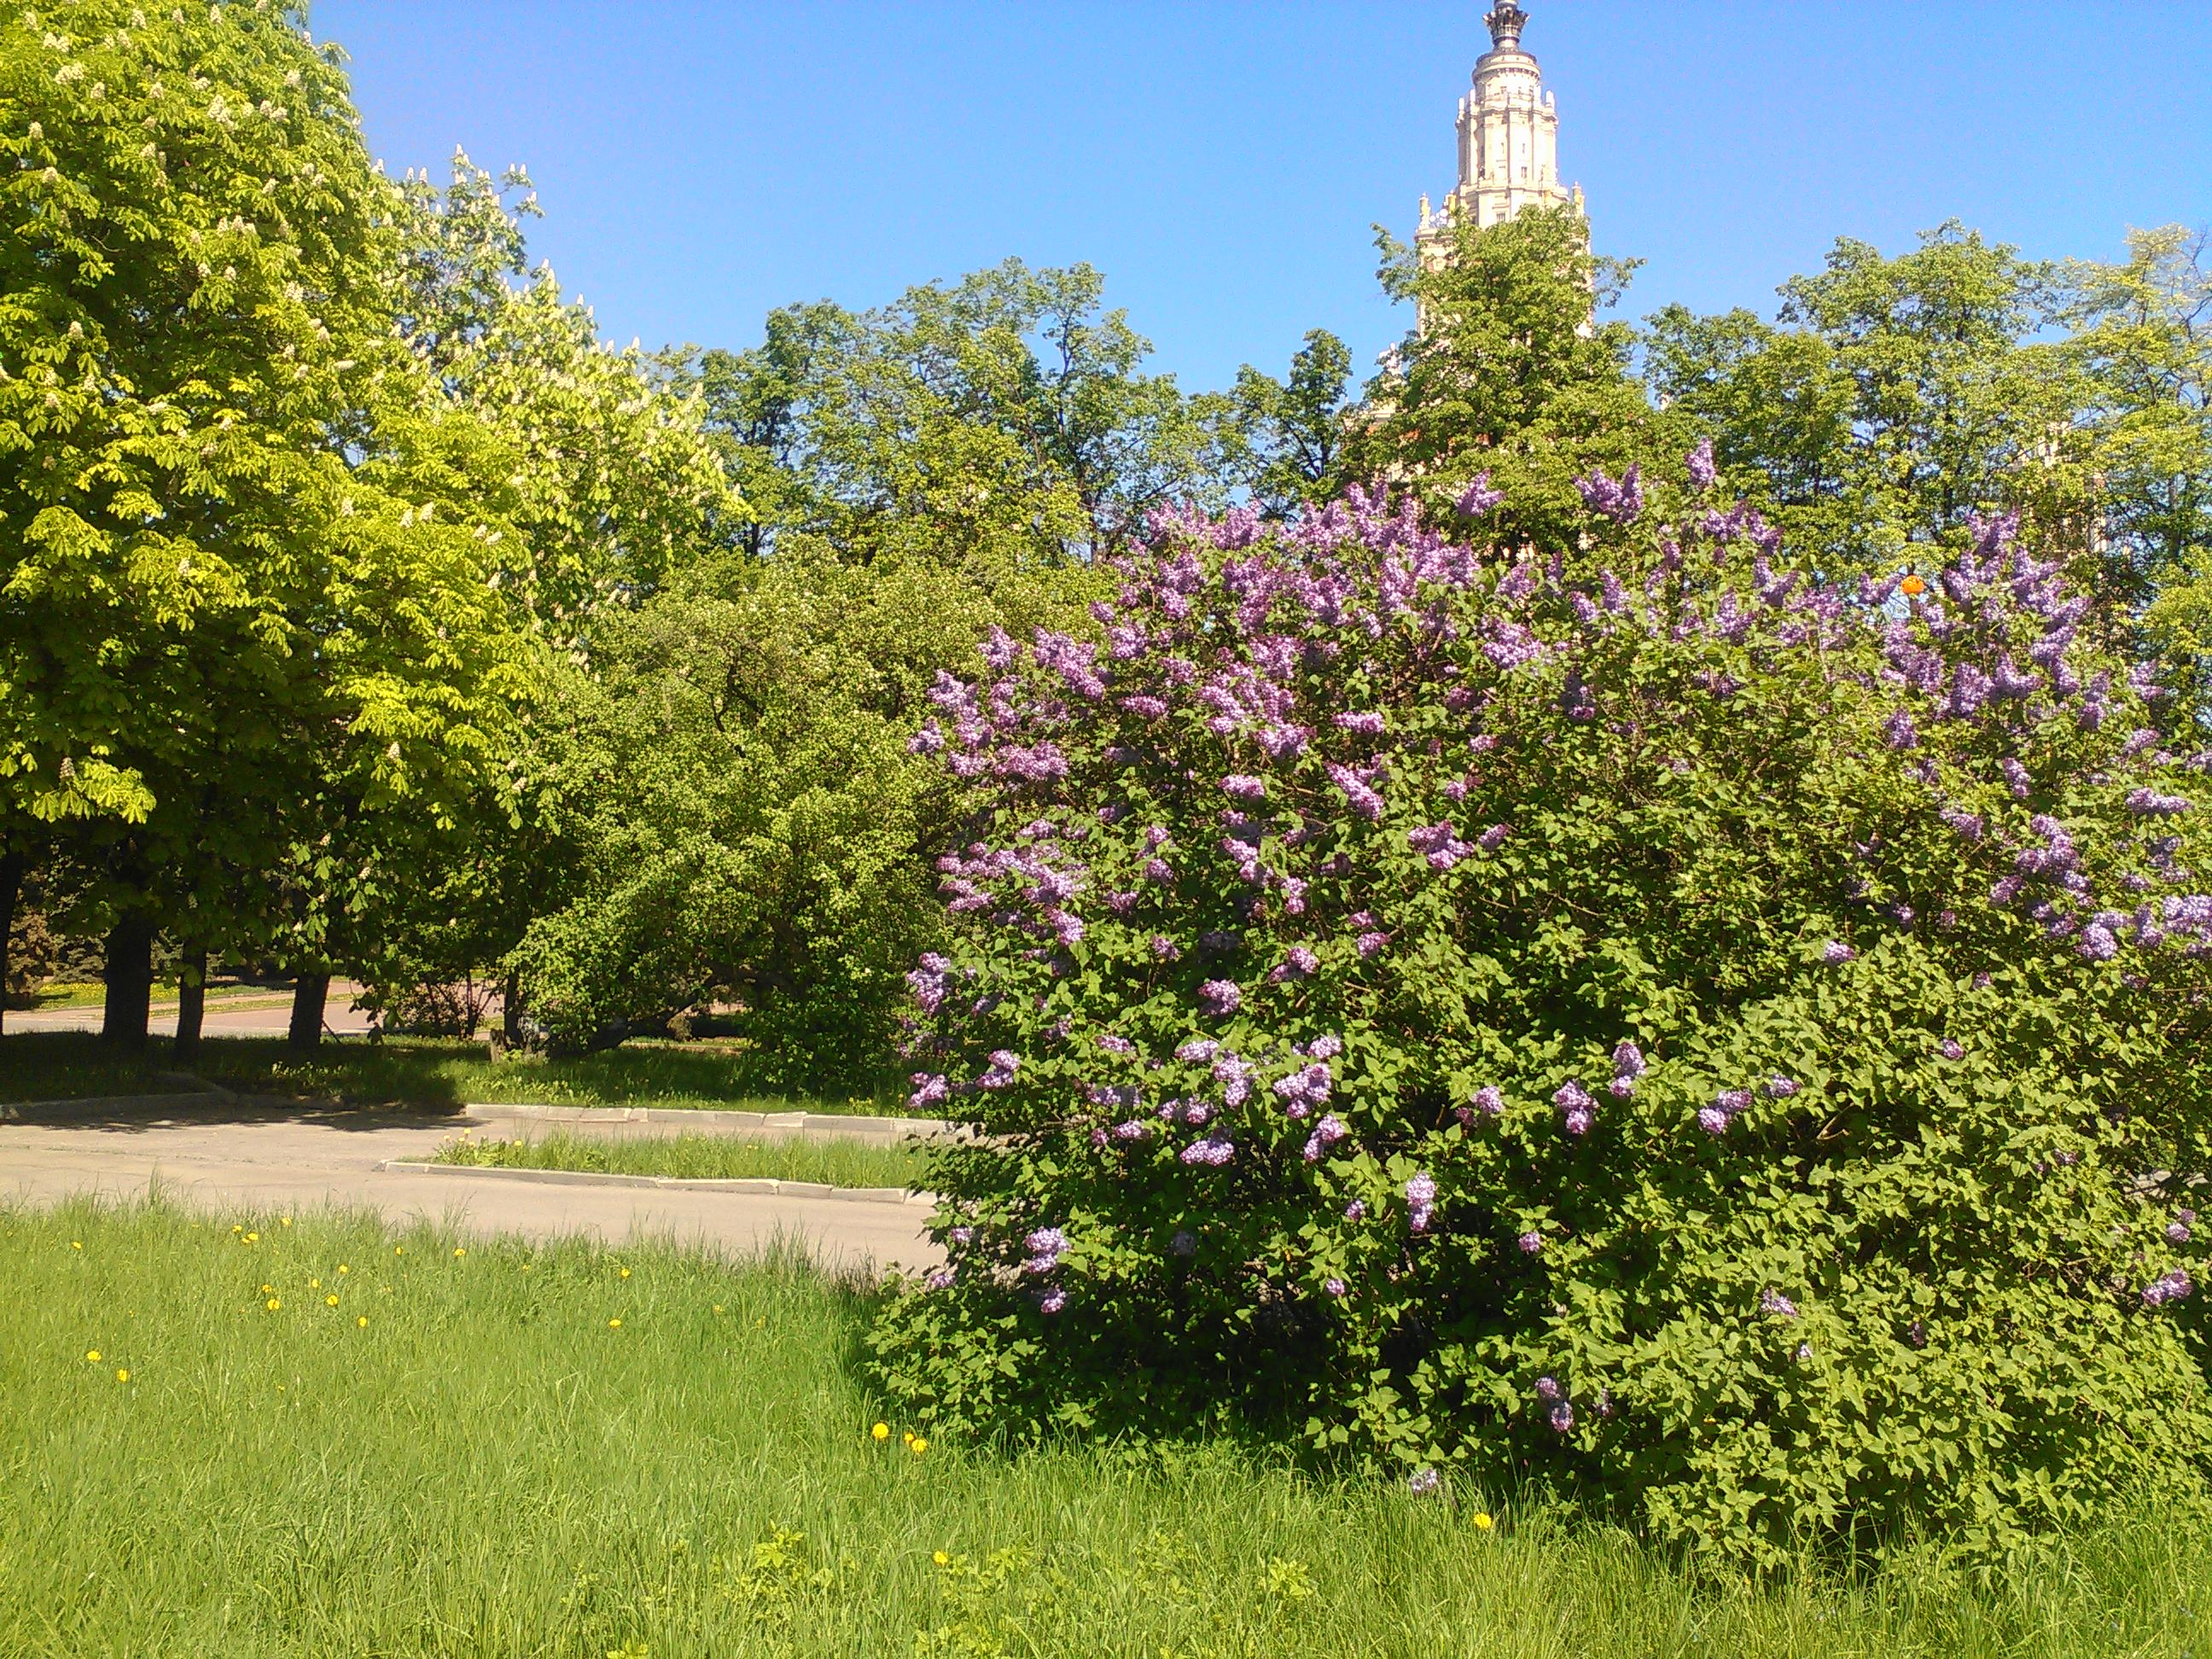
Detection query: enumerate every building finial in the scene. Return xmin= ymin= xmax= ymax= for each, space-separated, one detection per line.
xmin=1484 ymin=3 xmax=1528 ymax=50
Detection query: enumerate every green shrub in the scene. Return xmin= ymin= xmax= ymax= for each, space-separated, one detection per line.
xmin=868 ymin=474 xmax=2212 ymax=1564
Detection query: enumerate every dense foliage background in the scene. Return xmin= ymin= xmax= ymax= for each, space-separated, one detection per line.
xmin=3 ymin=11 xmax=2209 ymax=1121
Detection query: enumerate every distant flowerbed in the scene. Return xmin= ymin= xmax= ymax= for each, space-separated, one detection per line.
xmin=870 ymin=457 xmax=2212 ymax=1564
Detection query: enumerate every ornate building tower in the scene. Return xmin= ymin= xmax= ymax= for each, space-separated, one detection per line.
xmin=1415 ymin=3 xmax=1583 ymax=256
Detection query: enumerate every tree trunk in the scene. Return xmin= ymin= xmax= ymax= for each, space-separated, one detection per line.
xmin=503 ymin=967 xmax=522 ymax=1049
xmin=0 ymin=848 xmax=22 ymax=1039
xmin=102 ymin=913 xmax=154 ymax=1051
xmin=288 ymin=972 xmax=330 ymax=1052
xmin=173 ymin=946 xmax=207 ymax=1067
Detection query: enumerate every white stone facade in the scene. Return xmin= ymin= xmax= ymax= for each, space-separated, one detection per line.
xmin=1416 ymin=3 xmax=1583 ymax=256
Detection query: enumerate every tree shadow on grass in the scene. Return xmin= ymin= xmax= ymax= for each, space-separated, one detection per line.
xmin=3 ymin=1029 xmax=923 ymax=1134
xmin=2 ymin=1031 xmax=469 ymax=1124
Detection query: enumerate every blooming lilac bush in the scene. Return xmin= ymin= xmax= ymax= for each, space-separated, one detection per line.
xmin=866 ymin=475 xmax=2212 ymax=1564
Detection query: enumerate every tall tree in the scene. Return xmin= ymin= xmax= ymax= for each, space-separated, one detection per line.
xmin=1644 ymin=224 xmax=2096 ymax=579
xmin=1231 ymin=328 xmax=1355 ymax=518
xmin=1349 ymin=204 xmax=1662 ymax=544
xmin=0 ymin=841 xmax=22 ymax=1039
xmin=673 ymin=260 xmax=1236 ymax=570
xmin=333 ymin=155 xmax=744 ymax=1040
xmin=1 ymin=3 xmax=534 ymax=1041
xmin=509 ymin=539 xmax=1089 ymax=1083
xmin=2064 ymin=225 xmax=2212 ymax=703
xmin=397 ymin=155 xmax=739 ymax=636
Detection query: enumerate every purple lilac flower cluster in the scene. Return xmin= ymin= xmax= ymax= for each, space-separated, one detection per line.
xmin=1303 ymin=1114 xmax=1349 ymax=1162
xmin=1407 ymin=819 xmax=1476 ymax=870
xmin=1609 ymin=1041 xmax=1646 ymax=1099
xmin=1553 ymin=1080 xmax=1597 ymax=1137
xmin=1272 ymin=1057 xmax=1334 ymax=1120
xmin=2143 ymin=1270 xmax=2194 ymax=1307
xmin=1406 ymin=1172 xmax=1438 ymax=1234
xmin=1456 ymin=1084 xmax=1506 ymax=1129
xmin=1023 ymin=1227 xmax=1067 ymax=1276
xmin=1699 ymin=1086 xmax=1758 ymax=1138
xmin=1531 ymin=1375 xmax=1577 ymax=1433
xmin=1575 ymin=465 xmax=1644 ymax=523
xmin=1180 ymin=1134 xmax=1236 ymax=1167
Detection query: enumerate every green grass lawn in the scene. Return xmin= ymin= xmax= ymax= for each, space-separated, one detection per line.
xmin=0 ymin=1031 xmax=912 ymax=1116
xmin=434 ymin=1128 xmax=930 ymax=1190
xmin=2 ymin=1202 xmax=2204 ymax=1657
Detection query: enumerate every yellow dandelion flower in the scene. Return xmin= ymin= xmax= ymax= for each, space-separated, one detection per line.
xmin=244 ymin=1231 xmax=259 ymax=1243
xmin=337 ymin=1264 xmax=349 ymax=1274
xmin=712 ymin=1304 xmax=724 ymax=1314
xmin=608 ymin=1318 xmax=622 ymax=1330
xmin=357 ymin=1316 xmax=368 ymax=1328
xmin=309 ymin=1278 xmax=321 ymax=1289
xmin=911 ymin=1438 xmax=928 ymax=1456
xmin=871 ymin=1423 xmax=890 ymax=1441
xmin=265 ymin=1297 xmax=281 ymax=1311
xmin=72 ymin=1240 xmax=82 ymax=1250
xmin=261 ymin=1284 xmax=274 ymax=1295
xmin=902 ymin=1430 xmax=915 ymax=1445
xmin=1472 ymin=1513 xmax=1494 ymax=1532
xmin=85 ymin=1349 xmax=102 ymax=1363
xmin=115 ymin=1368 xmax=130 ymax=1383
xmin=394 ymin=1245 xmax=404 ymax=1255
xmin=453 ymin=1247 xmax=466 ymax=1259
xmin=280 ymin=1216 xmax=292 ymax=1227
xmin=232 ymin=1224 xmax=243 ymax=1234
xmin=326 ymin=1295 xmax=340 ymax=1307
xmin=619 ymin=1266 xmax=631 ymax=1279
xmin=932 ymin=1551 xmax=950 ymax=1566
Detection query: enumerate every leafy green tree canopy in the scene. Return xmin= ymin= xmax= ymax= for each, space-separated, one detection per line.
xmin=2064 ymin=225 xmax=2212 ymax=701
xmin=508 ymin=539 xmax=1091 ymax=1082
xmin=397 ymin=154 xmax=741 ymax=639
xmin=0 ymin=2 xmax=536 ymax=1026
xmin=672 ymin=260 xmax=1234 ymax=570
xmin=1230 ymin=328 xmax=1355 ymax=520
xmin=1646 ymin=224 xmax=2097 ymax=578
xmin=1352 ymin=204 xmax=1662 ymax=546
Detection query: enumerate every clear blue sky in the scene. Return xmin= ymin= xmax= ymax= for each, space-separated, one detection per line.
xmin=314 ymin=1 xmax=2212 ymax=392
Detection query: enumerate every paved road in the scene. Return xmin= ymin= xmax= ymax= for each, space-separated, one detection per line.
xmin=0 ymin=1104 xmax=942 ymax=1274
xmin=7 ymin=983 xmax=380 ymax=1039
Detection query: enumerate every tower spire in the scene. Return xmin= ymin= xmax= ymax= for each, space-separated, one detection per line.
xmin=1484 ymin=3 xmax=1529 ymax=51
xmin=1416 ymin=0 xmax=1580 ymax=255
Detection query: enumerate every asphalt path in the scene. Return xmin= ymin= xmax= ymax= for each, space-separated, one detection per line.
xmin=0 ymin=1103 xmax=943 ymax=1274
xmin=6 ymin=983 xmax=379 ymax=1039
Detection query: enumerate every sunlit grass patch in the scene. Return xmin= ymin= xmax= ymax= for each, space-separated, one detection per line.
xmin=432 ymin=1129 xmax=928 ymax=1190
xmin=1 ymin=1199 xmax=2204 ymax=1657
